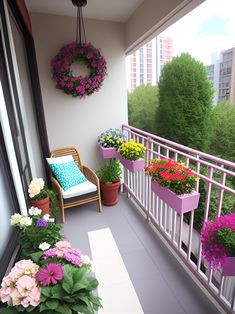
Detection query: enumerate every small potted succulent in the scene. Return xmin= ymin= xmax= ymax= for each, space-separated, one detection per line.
xmin=96 ymin=158 xmax=122 ymax=206
xmin=117 ymin=139 xmax=145 ymax=172
xmin=145 ymin=158 xmax=200 ymax=214
xmin=98 ymin=128 xmax=126 ymax=159
xmin=201 ymin=213 xmax=235 ymax=275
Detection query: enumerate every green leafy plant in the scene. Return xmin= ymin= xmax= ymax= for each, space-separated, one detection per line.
xmin=10 ymin=210 xmax=63 ymax=256
xmin=117 ymin=139 xmax=145 ymax=161
xmin=96 ymin=158 xmax=122 ymax=184
xmin=39 ymin=264 xmax=101 ymax=314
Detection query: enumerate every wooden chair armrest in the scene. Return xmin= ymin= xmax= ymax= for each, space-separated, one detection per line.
xmin=83 ymin=165 xmax=99 ymax=187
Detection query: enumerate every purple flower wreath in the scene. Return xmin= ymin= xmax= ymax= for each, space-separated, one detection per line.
xmin=51 ymin=42 xmax=107 ymax=98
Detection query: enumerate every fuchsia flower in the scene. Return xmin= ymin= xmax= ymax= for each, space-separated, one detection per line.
xmin=36 ymin=263 xmax=64 ymax=286
xmin=201 ymin=214 xmax=235 ymax=271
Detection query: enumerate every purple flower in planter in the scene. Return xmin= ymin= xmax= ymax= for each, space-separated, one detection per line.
xmin=36 ymin=218 xmax=48 ymax=228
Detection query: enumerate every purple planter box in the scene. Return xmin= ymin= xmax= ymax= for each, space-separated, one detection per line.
xmin=99 ymin=145 xmax=118 ymax=159
xmin=118 ymin=154 xmax=145 ymax=173
xmin=151 ymin=181 xmax=200 ymax=214
xmin=222 ymin=257 xmax=235 ymax=276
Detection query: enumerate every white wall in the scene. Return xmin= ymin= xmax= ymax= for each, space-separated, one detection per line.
xmin=30 ymin=13 xmax=127 ymax=170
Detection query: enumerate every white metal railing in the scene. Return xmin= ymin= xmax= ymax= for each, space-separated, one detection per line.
xmin=122 ymin=124 xmax=235 ymax=314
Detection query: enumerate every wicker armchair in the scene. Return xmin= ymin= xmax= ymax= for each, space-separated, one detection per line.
xmin=49 ymin=147 xmax=102 ymax=223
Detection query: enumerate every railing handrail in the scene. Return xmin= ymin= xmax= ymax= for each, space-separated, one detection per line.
xmin=122 ymin=124 xmax=235 ymax=169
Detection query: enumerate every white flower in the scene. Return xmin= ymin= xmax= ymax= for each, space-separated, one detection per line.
xmin=48 ymin=218 xmax=55 ymax=223
xmin=39 ymin=242 xmax=50 ymax=251
xmin=19 ymin=216 xmax=32 ymax=228
xmin=28 ymin=206 xmax=42 ymax=216
xmin=10 ymin=213 xmax=22 ymax=226
xmin=28 ymin=178 xmax=44 ymax=198
xmin=81 ymin=255 xmax=95 ymax=272
xmin=43 ymin=214 xmax=50 ymax=221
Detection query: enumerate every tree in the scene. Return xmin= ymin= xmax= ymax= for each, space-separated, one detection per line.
xmin=209 ymin=101 xmax=235 ymax=162
xmin=155 ymin=53 xmax=214 ymax=150
xmin=128 ymin=84 xmax=158 ymax=133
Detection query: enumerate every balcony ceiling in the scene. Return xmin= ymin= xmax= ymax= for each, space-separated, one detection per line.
xmin=25 ymin=0 xmax=144 ymax=23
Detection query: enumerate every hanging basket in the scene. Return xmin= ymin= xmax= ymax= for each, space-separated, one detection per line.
xmin=222 ymin=257 xmax=235 ymax=276
xmin=151 ymin=181 xmax=200 ymax=214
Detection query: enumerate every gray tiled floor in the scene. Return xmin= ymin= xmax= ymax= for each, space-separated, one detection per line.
xmin=63 ymin=193 xmax=220 ymax=314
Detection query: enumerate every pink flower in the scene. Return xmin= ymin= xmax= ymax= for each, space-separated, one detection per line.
xmin=63 ymin=249 xmax=82 ymax=267
xmin=36 ymin=263 xmax=64 ymax=286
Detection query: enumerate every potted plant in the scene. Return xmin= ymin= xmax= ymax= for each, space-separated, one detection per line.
xmin=28 ymin=178 xmax=58 ymax=215
xmin=0 ymin=214 xmax=102 ymax=313
xmin=96 ymin=158 xmax=122 ymax=205
xmin=10 ymin=208 xmax=63 ymax=258
xmin=0 ymin=241 xmax=101 ymax=314
xmin=201 ymin=213 xmax=235 ymax=275
xmin=98 ymin=128 xmax=126 ymax=159
xmin=117 ymin=139 xmax=145 ymax=172
xmin=145 ymin=159 xmax=200 ymax=214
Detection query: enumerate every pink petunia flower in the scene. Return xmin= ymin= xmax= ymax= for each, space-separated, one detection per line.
xmin=36 ymin=263 xmax=64 ymax=286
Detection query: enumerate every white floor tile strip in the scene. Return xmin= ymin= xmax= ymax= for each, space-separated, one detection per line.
xmin=88 ymin=228 xmax=144 ymax=314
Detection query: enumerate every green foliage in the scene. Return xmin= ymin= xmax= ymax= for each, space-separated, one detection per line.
xmin=117 ymin=139 xmax=145 ymax=161
xmin=39 ymin=264 xmax=102 ymax=314
xmin=19 ymin=216 xmax=63 ymax=256
xmin=128 ymin=84 xmax=159 ymax=133
xmin=216 ymin=228 xmax=235 ymax=257
xmin=208 ymin=101 xmax=235 ymax=162
xmin=96 ymin=158 xmax=122 ymax=184
xmin=155 ymin=53 xmax=214 ymax=150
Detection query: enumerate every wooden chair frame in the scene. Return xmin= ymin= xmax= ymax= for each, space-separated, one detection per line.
xmin=50 ymin=147 xmax=102 ymax=223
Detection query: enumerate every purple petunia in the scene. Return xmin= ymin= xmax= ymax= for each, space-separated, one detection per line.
xmin=36 ymin=218 xmax=48 ymax=228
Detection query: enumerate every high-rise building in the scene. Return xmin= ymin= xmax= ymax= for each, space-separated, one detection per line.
xmin=206 ymin=48 xmax=235 ymax=106
xmin=156 ymin=36 xmax=173 ymax=82
xmin=126 ymin=36 xmax=173 ymax=92
xmin=218 ymin=48 xmax=235 ymax=104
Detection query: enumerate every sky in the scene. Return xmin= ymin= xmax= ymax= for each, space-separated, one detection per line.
xmin=161 ymin=0 xmax=235 ymax=65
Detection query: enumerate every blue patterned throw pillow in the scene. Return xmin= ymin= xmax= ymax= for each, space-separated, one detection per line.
xmin=50 ymin=161 xmax=87 ymax=191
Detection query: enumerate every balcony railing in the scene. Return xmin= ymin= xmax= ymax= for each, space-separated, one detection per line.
xmin=121 ymin=124 xmax=235 ymax=313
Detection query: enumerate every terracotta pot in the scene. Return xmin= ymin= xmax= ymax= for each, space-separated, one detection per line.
xmin=30 ymin=195 xmax=50 ymax=215
xmin=100 ymin=181 xmax=121 ymax=206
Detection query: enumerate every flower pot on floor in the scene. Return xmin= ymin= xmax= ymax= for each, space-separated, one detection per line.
xmin=30 ymin=195 xmax=50 ymax=215
xmin=222 ymin=257 xmax=235 ymax=276
xmin=118 ymin=154 xmax=145 ymax=173
xmin=151 ymin=181 xmax=200 ymax=214
xmin=99 ymin=145 xmax=118 ymax=159
xmin=100 ymin=181 xmax=121 ymax=206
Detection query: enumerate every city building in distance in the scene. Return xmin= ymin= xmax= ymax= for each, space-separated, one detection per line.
xmin=206 ymin=47 xmax=235 ymax=106
xmin=126 ymin=36 xmax=173 ymax=92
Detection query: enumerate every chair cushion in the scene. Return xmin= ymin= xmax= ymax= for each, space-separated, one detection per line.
xmin=49 ymin=160 xmax=87 ymax=191
xmin=62 ymin=180 xmax=97 ymax=199
xmin=46 ymin=155 xmax=73 ymax=164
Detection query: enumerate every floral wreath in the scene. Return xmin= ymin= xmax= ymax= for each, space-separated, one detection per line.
xmin=51 ymin=42 xmax=107 ymax=98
